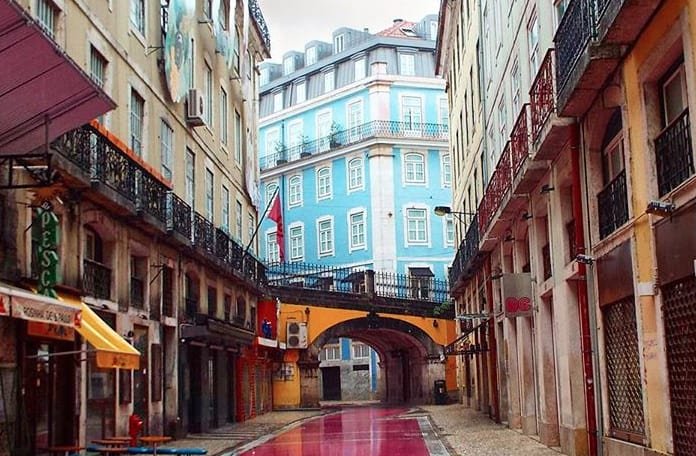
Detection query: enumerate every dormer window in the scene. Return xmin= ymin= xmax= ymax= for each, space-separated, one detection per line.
xmin=400 ymin=26 xmax=418 ymax=37
xmin=334 ymin=34 xmax=345 ymax=53
xmin=306 ymin=47 xmax=317 ymax=65
xmin=283 ymin=57 xmax=294 ymax=75
xmin=430 ymin=21 xmax=438 ymax=40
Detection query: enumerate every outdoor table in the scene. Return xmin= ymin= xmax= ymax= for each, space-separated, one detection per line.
xmin=139 ymin=436 xmax=173 ymax=456
xmin=92 ymin=439 xmax=129 ymax=447
xmin=103 ymin=436 xmax=132 ymax=443
xmin=41 ymin=445 xmax=85 ymax=456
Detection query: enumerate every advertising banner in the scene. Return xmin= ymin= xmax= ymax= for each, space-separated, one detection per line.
xmin=501 ymin=273 xmax=534 ymax=318
xmin=11 ymin=295 xmax=81 ymax=327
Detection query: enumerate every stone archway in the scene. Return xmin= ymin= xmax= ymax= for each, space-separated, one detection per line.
xmin=298 ymin=315 xmax=446 ymax=407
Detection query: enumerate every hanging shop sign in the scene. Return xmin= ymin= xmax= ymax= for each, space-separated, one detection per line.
xmin=27 ymin=321 xmax=75 ymax=341
xmin=11 ymin=295 xmax=81 ymax=327
xmin=501 ymin=272 xmax=534 ymax=318
xmin=35 ymin=201 xmax=60 ymax=299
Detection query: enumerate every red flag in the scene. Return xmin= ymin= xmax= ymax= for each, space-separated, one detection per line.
xmin=268 ymin=195 xmax=284 ymax=261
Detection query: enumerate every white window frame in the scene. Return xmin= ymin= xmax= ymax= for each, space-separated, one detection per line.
xmin=235 ymin=200 xmax=243 ymax=240
xmin=288 ymin=175 xmax=303 ymax=207
xmin=399 ymin=53 xmax=416 ymax=76
xmin=283 ymin=56 xmax=294 ymax=75
xmin=306 ymin=46 xmax=317 ymax=65
xmin=130 ymin=0 xmax=145 ymax=37
xmin=324 ymin=70 xmax=335 ymax=93
xmin=130 ymin=89 xmax=144 ymax=157
xmin=439 ymin=98 xmax=449 ymax=125
xmin=441 ymin=153 xmax=452 ymax=187
xmin=160 ymin=119 xmax=173 ymax=181
xmin=295 ymin=80 xmax=306 ymax=104
xmin=36 ymin=0 xmax=58 ymax=38
xmin=289 ymin=222 xmax=304 ymax=262
xmin=265 ymin=128 xmax=280 ymax=158
xmin=353 ymin=57 xmax=366 ymax=81
xmin=316 ymin=109 xmax=333 ymax=152
xmin=287 ymin=119 xmax=304 ymax=156
xmin=334 ymin=34 xmax=344 ymax=53
xmin=403 ymin=152 xmax=426 ymax=185
xmin=205 ymin=168 xmax=214 ymax=222
xmin=347 ymin=99 xmax=363 ymax=142
xmin=444 ymin=214 xmax=455 ymax=247
xmin=266 ymin=230 xmax=279 ymax=263
xmin=498 ymin=96 xmax=507 ymax=149
xmin=347 ymin=157 xmax=364 ymax=192
xmin=273 ymin=91 xmax=283 ymax=113
xmin=248 ymin=211 xmax=256 ymax=252
xmin=405 ymin=206 xmax=429 ymax=246
xmin=528 ymin=13 xmax=540 ymax=78
xmin=511 ymin=60 xmax=521 ymax=115
xmin=221 ymin=185 xmax=230 ymax=233
xmin=349 ymin=209 xmax=367 ymax=251
xmin=322 ymin=344 xmax=341 ymax=361
xmin=234 ymin=109 xmax=242 ymax=163
xmin=265 ymin=181 xmax=279 ymax=206
xmin=90 ymin=45 xmax=107 ymax=89
xmin=401 ymin=95 xmax=423 ymax=131
xmin=185 ymin=149 xmax=195 ymax=209
xmin=316 ymin=166 xmax=332 ymax=200
xmin=352 ymin=342 xmax=370 ymax=359
xmin=220 ymin=86 xmax=228 ymax=146
xmin=317 ymin=216 xmax=334 ymax=257
xmin=204 ymin=63 xmax=213 ymax=126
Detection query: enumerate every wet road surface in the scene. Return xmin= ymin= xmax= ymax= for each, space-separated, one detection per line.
xmin=233 ymin=406 xmax=449 ymax=456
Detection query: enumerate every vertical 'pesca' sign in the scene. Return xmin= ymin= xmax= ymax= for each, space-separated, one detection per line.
xmin=36 ymin=201 xmax=59 ymax=298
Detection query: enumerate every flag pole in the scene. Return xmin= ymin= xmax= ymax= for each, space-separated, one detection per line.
xmin=244 ymin=186 xmax=280 ymax=257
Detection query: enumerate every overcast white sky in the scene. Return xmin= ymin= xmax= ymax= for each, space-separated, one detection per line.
xmin=257 ymin=0 xmax=441 ymax=62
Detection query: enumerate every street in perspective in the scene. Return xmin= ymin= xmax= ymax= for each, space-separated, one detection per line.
xmin=1 ymin=0 xmax=695 ymax=455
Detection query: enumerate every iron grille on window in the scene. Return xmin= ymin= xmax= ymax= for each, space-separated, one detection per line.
xmin=598 ymin=170 xmax=629 ymax=239
xmin=603 ymin=296 xmax=645 ymax=443
xmin=655 ymin=109 xmax=693 ymax=196
xmin=662 ymin=275 xmax=696 ymax=456
xmin=161 ymin=266 xmax=173 ymax=317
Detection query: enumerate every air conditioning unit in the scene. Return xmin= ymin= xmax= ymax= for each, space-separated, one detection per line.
xmin=186 ymin=88 xmax=205 ymax=126
xmin=286 ymin=321 xmax=308 ymax=349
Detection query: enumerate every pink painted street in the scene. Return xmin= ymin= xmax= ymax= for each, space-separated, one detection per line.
xmin=234 ymin=407 xmax=448 ymax=456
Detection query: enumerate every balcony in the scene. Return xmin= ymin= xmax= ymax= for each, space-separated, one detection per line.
xmin=656 ymin=110 xmax=693 ymax=196
xmin=554 ymin=0 xmax=659 ymax=117
xmin=510 ymin=105 xmax=551 ymax=197
xmin=193 ymin=212 xmax=215 ymax=255
xmin=166 ymin=192 xmax=192 ymax=241
xmin=598 ymin=170 xmax=629 ymax=239
xmin=529 ymin=50 xmax=574 ymax=161
xmin=130 ymin=276 xmax=145 ymax=309
xmin=260 ymin=120 xmax=448 ymax=170
xmin=478 ymin=144 xmax=513 ymax=237
xmin=449 ymin=216 xmax=481 ymax=292
xmin=83 ymin=258 xmax=111 ymax=300
xmin=248 ymin=0 xmax=271 ymax=53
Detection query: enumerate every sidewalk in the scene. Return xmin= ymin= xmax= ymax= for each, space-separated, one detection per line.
xmin=168 ymin=409 xmax=325 ymax=455
xmin=422 ymin=404 xmax=562 ymax=455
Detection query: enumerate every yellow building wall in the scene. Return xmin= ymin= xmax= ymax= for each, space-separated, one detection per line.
xmin=273 ymin=349 xmax=302 ymax=409
xmin=621 ymin=0 xmax=691 ymax=451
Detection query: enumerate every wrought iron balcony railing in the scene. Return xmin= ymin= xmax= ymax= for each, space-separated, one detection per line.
xmin=260 ymin=120 xmax=449 ymax=170
xmin=478 ymin=144 xmax=512 ymax=234
xmin=448 ymin=215 xmax=480 ymax=285
xmin=656 ymin=109 xmax=693 ymax=196
xmin=248 ymin=0 xmax=271 ymax=52
xmin=555 ymin=0 xmax=596 ymax=94
xmin=193 ymin=212 xmax=216 ymax=255
xmin=373 ymin=271 xmax=449 ymax=304
xmin=598 ymin=170 xmax=629 ymax=239
xmin=130 ymin=276 xmax=145 ymax=309
xmin=511 ymin=105 xmax=531 ymax=174
xmin=530 ymin=50 xmax=556 ymax=141
xmin=83 ymin=258 xmax=111 ymax=300
xmin=166 ymin=192 xmax=192 ymax=239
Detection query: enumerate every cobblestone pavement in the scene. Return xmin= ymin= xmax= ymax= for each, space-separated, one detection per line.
xmin=167 ymin=410 xmax=326 ymax=455
xmin=421 ymin=404 xmax=562 ymax=456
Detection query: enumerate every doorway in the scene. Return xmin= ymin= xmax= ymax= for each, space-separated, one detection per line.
xmin=321 ymin=366 xmax=341 ymax=400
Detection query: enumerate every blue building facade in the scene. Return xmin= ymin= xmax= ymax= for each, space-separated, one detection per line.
xmin=257 ymin=16 xmax=454 ymax=285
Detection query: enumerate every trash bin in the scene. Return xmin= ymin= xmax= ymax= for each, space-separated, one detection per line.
xmin=434 ymin=379 xmax=447 ymax=405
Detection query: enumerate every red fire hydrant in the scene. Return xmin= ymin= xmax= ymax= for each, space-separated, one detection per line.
xmin=128 ymin=414 xmax=143 ymax=447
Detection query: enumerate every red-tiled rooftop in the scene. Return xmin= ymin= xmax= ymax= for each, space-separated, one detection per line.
xmin=376 ymin=20 xmax=420 ymax=38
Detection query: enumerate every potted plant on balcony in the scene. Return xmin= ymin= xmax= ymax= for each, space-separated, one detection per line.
xmin=299 ymin=134 xmax=312 ymax=158
xmin=274 ymin=140 xmax=287 ymax=165
xmin=329 ymin=121 xmax=342 ymax=148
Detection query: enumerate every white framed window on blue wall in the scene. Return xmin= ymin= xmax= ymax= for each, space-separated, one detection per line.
xmin=265 ymin=181 xmax=278 ymax=205
xmin=354 ymin=57 xmax=366 ymax=81
xmin=406 ymin=208 xmax=428 ymax=245
xmin=347 ymin=100 xmax=363 ymax=142
xmin=266 ymin=231 xmax=279 ymax=263
xmin=404 ymin=152 xmax=426 ymax=184
xmin=306 ymin=46 xmax=317 ymax=65
xmin=317 ymin=217 xmax=334 ymax=257
xmin=317 ymin=167 xmax=332 ymax=199
xmin=289 ymin=223 xmax=304 ymax=262
xmin=348 ymin=157 xmax=364 ymax=192
xmin=439 ymin=98 xmax=449 ymax=125
xmin=445 ymin=215 xmax=455 ymax=246
xmin=295 ymin=81 xmax=306 ymax=104
xmin=316 ymin=110 xmax=332 ymax=152
xmin=401 ymin=96 xmax=423 ymax=132
xmin=349 ymin=210 xmax=366 ymax=251
xmin=324 ymin=70 xmax=335 ymax=93
xmin=266 ymin=128 xmax=280 ymax=158
xmin=442 ymin=153 xmax=452 ymax=187
xmin=399 ymin=53 xmax=416 ymax=76
xmin=288 ymin=175 xmax=303 ymax=206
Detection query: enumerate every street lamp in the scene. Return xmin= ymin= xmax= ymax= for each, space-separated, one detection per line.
xmin=433 ymin=206 xmax=476 ymax=225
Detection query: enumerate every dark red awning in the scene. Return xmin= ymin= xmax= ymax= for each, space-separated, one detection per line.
xmin=0 ymin=0 xmax=116 ymax=154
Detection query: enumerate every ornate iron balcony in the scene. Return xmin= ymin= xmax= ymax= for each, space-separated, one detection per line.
xmin=193 ymin=212 xmax=216 ymax=255
xmin=248 ymin=0 xmax=271 ymax=52
xmin=478 ymin=145 xmax=512 ymax=235
xmin=555 ymin=0 xmax=596 ymax=94
xmin=260 ymin=120 xmax=449 ymax=170
xmin=656 ymin=109 xmax=693 ymax=196
xmin=530 ymin=50 xmax=556 ymax=141
xmin=598 ymin=169 xmax=629 ymax=239
xmin=166 ymin=192 xmax=192 ymax=239
xmin=83 ymin=258 xmax=111 ymax=300
xmin=449 ymin=215 xmax=480 ymax=285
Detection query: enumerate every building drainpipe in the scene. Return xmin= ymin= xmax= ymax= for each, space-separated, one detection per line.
xmin=570 ymin=123 xmax=597 ymax=456
xmin=485 ymin=256 xmax=500 ymax=423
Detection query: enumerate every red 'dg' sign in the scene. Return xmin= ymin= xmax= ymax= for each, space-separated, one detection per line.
xmin=501 ymin=273 xmax=534 ymax=318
